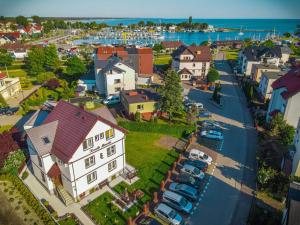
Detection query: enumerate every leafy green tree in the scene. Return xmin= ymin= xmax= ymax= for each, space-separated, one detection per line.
xmin=1 ymin=149 xmax=25 ymax=175
xmin=146 ymin=21 xmax=155 ymax=27
xmin=283 ymin=32 xmax=291 ymax=38
xmin=36 ymin=71 xmax=56 ymax=84
xmin=200 ymin=41 xmax=209 ymax=46
xmin=280 ymin=124 xmax=295 ymax=146
xmin=159 ymin=70 xmax=183 ymax=120
xmin=15 ymin=15 xmax=28 ymax=27
xmin=207 ymin=68 xmax=220 ymax=83
xmin=138 ymin=21 xmax=145 ymax=27
xmin=0 ymin=51 xmax=13 ymax=66
xmin=44 ymin=44 xmax=60 ymax=71
xmin=262 ymin=40 xmax=275 ymax=48
xmin=135 ymin=112 xmax=141 ymax=122
xmin=31 ymin=15 xmax=41 ymax=25
xmin=152 ymin=43 xmax=164 ymax=52
xmin=188 ymin=16 xmax=193 ymax=27
xmin=0 ymin=94 xmax=8 ymax=107
xmin=66 ymin=56 xmax=87 ymax=79
xmin=248 ymin=85 xmax=254 ymax=100
xmin=257 ymin=166 xmax=277 ymax=189
xmin=43 ymin=20 xmax=54 ymax=33
xmin=244 ymin=38 xmax=252 ymax=47
xmin=26 ymin=46 xmax=45 ymax=76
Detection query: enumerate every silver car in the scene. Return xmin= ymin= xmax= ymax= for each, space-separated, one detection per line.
xmin=154 ymin=203 xmax=184 ymax=225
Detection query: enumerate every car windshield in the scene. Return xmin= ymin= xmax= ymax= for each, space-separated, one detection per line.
xmin=179 ymin=197 xmax=188 ymax=206
xmin=168 ymin=210 xmax=177 ymax=219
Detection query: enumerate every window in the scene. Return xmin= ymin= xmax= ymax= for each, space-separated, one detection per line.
xmin=100 ymin=153 xmax=104 ymax=159
xmin=87 ymin=171 xmax=97 ymax=184
xmin=105 ymin=128 xmax=115 ymax=140
xmin=193 ymin=63 xmax=195 ymax=67
xmin=114 ymin=79 xmax=121 ymax=84
xmin=137 ymin=104 xmax=144 ymax=110
xmin=38 ymin=156 xmax=42 ymax=167
xmin=41 ymin=172 xmax=46 ymax=182
xmin=100 ymin=132 xmax=104 ymax=139
xmin=115 ymin=87 xmax=121 ymax=92
xmin=108 ymin=160 xmax=117 ymax=172
xmin=57 ymin=159 xmax=63 ymax=165
xmin=83 ymin=137 xmax=93 ymax=150
xmin=42 ymin=136 xmax=50 ymax=144
xmin=107 ymin=145 xmax=116 ymax=157
xmin=85 ymin=156 xmax=95 ymax=168
xmin=95 ymin=134 xmax=100 ymax=141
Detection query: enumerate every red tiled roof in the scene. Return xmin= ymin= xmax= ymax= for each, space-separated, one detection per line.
xmin=272 ymin=66 xmax=300 ymax=99
xmin=178 ymin=68 xmax=192 ymax=75
xmin=47 ymin=163 xmax=61 ymax=178
xmin=97 ymin=46 xmax=128 ymax=60
xmin=161 ymin=41 xmax=183 ymax=49
xmin=0 ymin=72 xmax=7 ymax=79
xmin=42 ymin=100 xmax=127 ymax=163
xmin=172 ymin=45 xmax=211 ymax=62
xmin=0 ymin=32 xmax=20 ymax=39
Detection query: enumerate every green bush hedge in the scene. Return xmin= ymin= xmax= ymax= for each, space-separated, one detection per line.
xmin=0 ymin=64 xmax=25 ymax=70
xmin=118 ymin=121 xmax=194 ymax=138
xmin=0 ymin=173 xmax=55 ymax=225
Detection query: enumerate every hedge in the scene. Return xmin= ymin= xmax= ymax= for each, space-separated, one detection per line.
xmin=118 ymin=121 xmax=194 ymax=138
xmin=0 ymin=173 xmax=56 ymax=225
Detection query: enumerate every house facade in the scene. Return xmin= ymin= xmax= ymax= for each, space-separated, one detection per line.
xmin=292 ymin=118 xmax=300 ymax=177
xmin=251 ymin=64 xmax=280 ymax=82
xmin=171 ymin=45 xmax=211 ymax=81
xmin=95 ymin=57 xmax=135 ymax=96
xmin=25 ymin=100 xmax=127 ymax=203
xmin=266 ymin=66 xmax=300 ymax=128
xmin=161 ymin=41 xmax=183 ymax=52
xmin=258 ymin=71 xmax=283 ymax=100
xmin=0 ymin=72 xmax=22 ymax=100
xmin=238 ymin=46 xmax=282 ymax=76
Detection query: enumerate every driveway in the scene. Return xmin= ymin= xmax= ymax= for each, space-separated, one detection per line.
xmin=186 ymin=52 xmax=257 ymax=225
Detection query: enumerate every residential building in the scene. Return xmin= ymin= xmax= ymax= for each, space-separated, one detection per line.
xmin=0 ymin=72 xmax=22 ymax=100
xmin=161 ymin=41 xmax=183 ymax=52
xmin=281 ymin=182 xmax=300 ymax=225
xmin=3 ymin=42 xmax=30 ymax=59
xmin=168 ymin=25 xmax=177 ymax=33
xmin=280 ymin=46 xmax=293 ymax=64
xmin=238 ymin=46 xmax=282 ymax=76
xmin=94 ymin=45 xmax=153 ymax=85
xmin=95 ymin=57 xmax=135 ymax=96
xmin=171 ymin=45 xmax=211 ymax=81
xmin=251 ymin=64 xmax=280 ymax=82
xmin=266 ymin=66 xmax=300 ymax=128
xmin=293 ymin=118 xmax=300 ymax=177
xmin=258 ymin=71 xmax=283 ymax=100
xmin=25 ymin=100 xmax=127 ymax=203
xmin=78 ymin=72 xmax=96 ymax=92
xmin=211 ymin=40 xmax=243 ymax=49
xmin=19 ymin=24 xmax=43 ymax=35
xmin=120 ymin=89 xmax=160 ymax=120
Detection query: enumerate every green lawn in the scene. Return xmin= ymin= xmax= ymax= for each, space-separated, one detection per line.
xmin=154 ymin=54 xmax=172 ymax=65
xmin=58 ymin=217 xmax=78 ymax=225
xmin=84 ymin=131 xmax=179 ymax=225
xmin=224 ymin=49 xmax=239 ymax=60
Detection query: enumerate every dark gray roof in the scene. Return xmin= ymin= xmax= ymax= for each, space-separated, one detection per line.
xmin=262 ymin=71 xmax=284 ymax=80
xmin=91 ymin=106 xmax=117 ymax=125
xmin=121 ymin=89 xmax=160 ymax=104
xmin=94 ymin=59 xmax=107 ymax=70
xmin=281 ymin=46 xmax=293 ymax=54
xmin=242 ymin=46 xmax=282 ymax=61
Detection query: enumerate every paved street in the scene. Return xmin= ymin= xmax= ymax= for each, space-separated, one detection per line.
xmin=187 ymin=52 xmax=257 ymax=225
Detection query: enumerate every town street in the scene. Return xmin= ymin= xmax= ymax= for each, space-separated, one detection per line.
xmin=187 ymin=52 xmax=257 ymax=225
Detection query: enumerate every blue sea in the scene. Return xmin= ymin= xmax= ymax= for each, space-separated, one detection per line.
xmin=75 ymin=18 xmax=300 ymax=45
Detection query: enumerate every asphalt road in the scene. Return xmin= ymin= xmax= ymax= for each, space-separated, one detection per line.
xmin=186 ymin=52 xmax=257 ymax=225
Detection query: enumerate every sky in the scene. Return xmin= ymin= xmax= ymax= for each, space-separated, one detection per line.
xmin=0 ymin=0 xmax=300 ymax=19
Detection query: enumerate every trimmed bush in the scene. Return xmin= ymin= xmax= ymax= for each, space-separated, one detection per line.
xmin=21 ymin=171 xmax=29 ymax=180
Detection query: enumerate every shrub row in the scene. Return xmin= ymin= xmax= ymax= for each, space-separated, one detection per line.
xmin=0 ymin=64 xmax=25 ymax=70
xmin=118 ymin=121 xmax=194 ymax=138
xmin=0 ymin=173 xmax=56 ymax=225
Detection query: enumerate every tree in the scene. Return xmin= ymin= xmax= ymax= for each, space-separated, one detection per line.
xmin=146 ymin=21 xmax=155 ymax=27
xmin=36 ymin=71 xmax=55 ymax=84
xmin=43 ymin=20 xmax=54 ymax=33
xmin=15 ymin=15 xmax=28 ymax=27
xmin=66 ymin=56 xmax=87 ymax=79
xmin=0 ymin=51 xmax=13 ymax=67
xmin=31 ymin=15 xmax=41 ymax=25
xmin=248 ymin=85 xmax=254 ymax=100
xmin=257 ymin=166 xmax=277 ymax=189
xmin=135 ymin=112 xmax=141 ymax=122
xmin=200 ymin=41 xmax=209 ymax=46
xmin=26 ymin=46 xmax=45 ymax=76
xmin=283 ymin=32 xmax=291 ymax=38
xmin=207 ymin=68 xmax=220 ymax=83
xmin=244 ymin=38 xmax=252 ymax=47
xmin=262 ymin=40 xmax=275 ymax=48
xmin=45 ymin=78 xmax=61 ymax=90
xmin=279 ymin=124 xmax=295 ymax=146
xmin=138 ymin=21 xmax=145 ymax=27
xmin=152 ymin=43 xmax=164 ymax=52
xmin=44 ymin=44 xmax=60 ymax=71
xmin=188 ymin=16 xmax=193 ymax=27
xmin=159 ymin=70 xmax=183 ymax=120
xmin=0 ymin=94 xmax=8 ymax=107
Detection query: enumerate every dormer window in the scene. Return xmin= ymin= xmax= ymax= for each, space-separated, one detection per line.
xmin=42 ymin=136 xmax=50 ymax=145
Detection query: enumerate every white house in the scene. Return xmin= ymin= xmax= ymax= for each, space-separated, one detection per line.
xmin=0 ymin=72 xmax=22 ymax=100
xmin=292 ymin=118 xmax=300 ymax=177
xmin=266 ymin=66 xmax=300 ymax=128
xmin=95 ymin=57 xmax=135 ymax=96
xmin=258 ymin=71 xmax=283 ymax=100
xmin=171 ymin=45 xmax=211 ymax=81
xmin=25 ymin=100 xmax=127 ymax=204
xmin=238 ymin=46 xmax=282 ymax=76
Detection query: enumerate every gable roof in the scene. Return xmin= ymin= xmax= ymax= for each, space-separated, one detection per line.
xmin=172 ymin=45 xmax=211 ymax=62
xmin=28 ymin=100 xmax=126 ymax=162
xmin=161 ymin=41 xmax=183 ymax=49
xmin=0 ymin=72 xmax=7 ymax=79
xmin=47 ymin=163 xmax=61 ymax=178
xmin=121 ymin=89 xmax=160 ymax=104
xmin=100 ymin=56 xmax=130 ymax=74
xmin=178 ymin=68 xmax=193 ymax=75
xmin=272 ymin=66 xmax=300 ymax=99
xmin=91 ymin=106 xmax=117 ymax=125
xmin=242 ymin=46 xmax=282 ymax=61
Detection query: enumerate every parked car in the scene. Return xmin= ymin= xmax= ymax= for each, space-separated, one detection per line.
xmin=180 ymin=164 xmax=205 ymax=180
xmin=103 ymin=95 xmax=120 ymax=105
xmin=182 ymin=159 xmax=208 ymax=171
xmin=197 ymin=110 xmax=212 ymax=118
xmin=0 ymin=107 xmax=18 ymax=116
xmin=185 ymin=102 xmax=204 ymax=110
xmin=199 ymin=120 xmax=223 ymax=129
xmin=162 ymin=191 xmax=193 ymax=214
xmin=176 ymin=173 xmax=201 ymax=189
xmin=136 ymin=215 xmax=163 ymax=225
xmin=200 ymin=130 xmax=224 ymax=140
xmin=169 ymin=182 xmax=198 ymax=201
xmin=154 ymin=203 xmax=183 ymax=225
xmin=189 ymin=149 xmax=213 ymax=165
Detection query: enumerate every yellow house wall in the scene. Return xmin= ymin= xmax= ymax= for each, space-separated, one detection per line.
xmin=128 ymin=101 xmax=156 ymax=114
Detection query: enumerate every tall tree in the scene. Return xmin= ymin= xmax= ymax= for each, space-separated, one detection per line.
xmin=26 ymin=46 xmax=45 ymax=76
xmin=0 ymin=51 xmax=13 ymax=67
xmin=262 ymin=40 xmax=275 ymax=48
xmin=44 ymin=44 xmax=60 ymax=71
xmin=66 ymin=56 xmax=87 ymax=79
xmin=15 ymin=15 xmax=28 ymax=27
xmin=207 ymin=68 xmax=220 ymax=83
xmin=31 ymin=15 xmax=41 ymax=25
xmin=188 ymin=16 xmax=193 ymax=27
xmin=138 ymin=21 xmax=145 ymax=27
xmin=159 ymin=70 xmax=183 ymax=120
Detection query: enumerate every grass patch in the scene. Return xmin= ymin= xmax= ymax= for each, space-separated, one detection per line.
xmin=58 ymin=217 xmax=78 ymax=225
xmin=118 ymin=121 xmax=192 ymax=138
xmin=154 ymin=54 xmax=171 ymax=65
xmin=0 ymin=125 xmax=13 ymax=134
xmin=224 ymin=49 xmax=239 ymax=60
